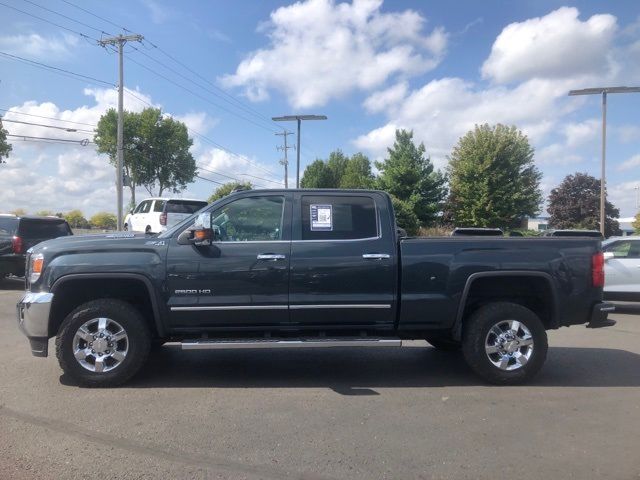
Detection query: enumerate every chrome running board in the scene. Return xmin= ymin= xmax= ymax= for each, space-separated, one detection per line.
xmin=181 ymin=338 xmax=402 ymax=350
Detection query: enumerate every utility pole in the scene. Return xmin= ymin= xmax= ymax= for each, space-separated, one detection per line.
xmin=568 ymin=86 xmax=640 ymax=236
xmin=275 ymin=130 xmax=294 ymax=188
xmin=99 ymin=34 xmax=143 ymax=230
xmin=272 ymin=115 xmax=327 ymax=188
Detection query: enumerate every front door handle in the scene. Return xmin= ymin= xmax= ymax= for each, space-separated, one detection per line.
xmin=362 ymin=253 xmax=391 ymax=260
xmin=257 ymin=254 xmax=286 ymax=261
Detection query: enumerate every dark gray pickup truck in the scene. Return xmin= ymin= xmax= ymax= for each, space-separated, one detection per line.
xmin=17 ymin=189 xmax=614 ymax=387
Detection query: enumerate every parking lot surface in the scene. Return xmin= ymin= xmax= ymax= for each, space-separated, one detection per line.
xmin=1 ymin=277 xmax=639 ymax=479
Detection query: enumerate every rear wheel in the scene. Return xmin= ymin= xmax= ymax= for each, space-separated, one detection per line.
xmin=462 ymin=302 xmax=547 ymax=385
xmin=55 ymin=299 xmax=151 ymax=387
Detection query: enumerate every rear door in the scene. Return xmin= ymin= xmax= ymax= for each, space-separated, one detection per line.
xmin=288 ymin=192 xmax=397 ymax=328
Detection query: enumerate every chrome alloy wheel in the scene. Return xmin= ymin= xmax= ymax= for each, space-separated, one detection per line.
xmin=484 ymin=320 xmax=534 ymax=371
xmin=72 ymin=317 xmax=129 ymax=373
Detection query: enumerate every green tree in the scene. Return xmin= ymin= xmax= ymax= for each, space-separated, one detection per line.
xmin=11 ymin=208 xmax=26 ymax=216
xmin=391 ymin=196 xmax=420 ymax=235
xmin=447 ymin=124 xmax=541 ymax=228
xmin=90 ymin=212 xmax=117 ymax=230
xmin=94 ymin=107 xmax=197 ymax=204
xmin=340 ymin=152 xmax=374 ymax=188
xmin=35 ymin=210 xmax=54 ymax=217
xmin=632 ymin=212 xmax=640 ymax=234
xmin=0 ymin=118 xmax=11 ymax=164
xmin=301 ymin=159 xmax=334 ymax=188
xmin=548 ymin=172 xmax=621 ymax=237
xmin=376 ymin=129 xmax=446 ymax=227
xmin=64 ymin=210 xmax=90 ymax=229
xmin=300 ymin=150 xmax=374 ymax=189
xmin=208 ymin=181 xmax=253 ymax=203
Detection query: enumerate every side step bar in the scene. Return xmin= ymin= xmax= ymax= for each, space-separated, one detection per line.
xmin=181 ymin=338 xmax=402 ymax=350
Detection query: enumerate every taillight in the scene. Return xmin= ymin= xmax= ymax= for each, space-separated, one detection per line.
xmin=160 ymin=212 xmax=167 ymax=226
xmin=12 ymin=236 xmax=23 ymax=254
xmin=592 ymin=252 xmax=605 ymax=287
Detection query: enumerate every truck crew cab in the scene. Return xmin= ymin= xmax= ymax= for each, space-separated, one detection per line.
xmin=17 ymin=190 xmax=614 ymax=387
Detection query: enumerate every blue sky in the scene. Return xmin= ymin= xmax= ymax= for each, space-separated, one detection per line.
xmin=1 ymin=0 xmax=639 ymax=218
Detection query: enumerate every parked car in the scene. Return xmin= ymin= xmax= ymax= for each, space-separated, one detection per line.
xmin=602 ymin=236 xmax=640 ymax=301
xmin=1 ymin=214 xmax=72 ymax=278
xmin=451 ymin=227 xmax=504 ymax=236
xmin=542 ymin=229 xmax=603 ymax=239
xmin=124 ymin=198 xmax=207 ymax=234
xmin=17 ymin=189 xmax=613 ymax=387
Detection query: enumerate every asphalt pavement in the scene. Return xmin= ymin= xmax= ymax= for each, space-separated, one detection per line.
xmin=1 ymin=276 xmax=639 ymax=479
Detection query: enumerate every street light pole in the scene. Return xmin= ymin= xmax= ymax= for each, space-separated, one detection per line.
xmin=568 ymin=86 xmax=640 ymax=236
xmin=272 ymin=115 xmax=327 ymax=188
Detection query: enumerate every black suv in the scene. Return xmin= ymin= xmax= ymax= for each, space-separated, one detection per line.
xmin=0 ymin=215 xmax=72 ymax=278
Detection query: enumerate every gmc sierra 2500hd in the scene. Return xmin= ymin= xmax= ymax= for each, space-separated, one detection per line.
xmin=17 ymin=189 xmax=614 ymax=386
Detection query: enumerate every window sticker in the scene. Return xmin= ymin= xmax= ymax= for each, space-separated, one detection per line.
xmin=310 ymin=204 xmax=333 ymax=231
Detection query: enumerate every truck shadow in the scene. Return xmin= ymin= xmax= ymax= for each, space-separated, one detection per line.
xmin=60 ymin=345 xmax=640 ymax=391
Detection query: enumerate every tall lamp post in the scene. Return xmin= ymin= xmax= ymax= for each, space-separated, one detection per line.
xmin=272 ymin=115 xmax=327 ymax=188
xmin=568 ymin=87 xmax=640 ymax=236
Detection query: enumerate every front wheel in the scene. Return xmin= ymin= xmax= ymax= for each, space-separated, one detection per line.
xmin=55 ymin=299 xmax=151 ymax=387
xmin=462 ymin=302 xmax=548 ymax=385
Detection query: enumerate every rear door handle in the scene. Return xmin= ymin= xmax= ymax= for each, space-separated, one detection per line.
xmin=362 ymin=253 xmax=391 ymax=260
xmin=257 ymin=254 xmax=286 ymax=261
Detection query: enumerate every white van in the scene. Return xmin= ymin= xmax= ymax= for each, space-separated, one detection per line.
xmin=124 ymin=198 xmax=208 ymax=233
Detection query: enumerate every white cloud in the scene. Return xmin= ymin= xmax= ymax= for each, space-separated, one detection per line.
xmin=354 ymin=77 xmax=577 ymax=168
xmin=0 ymin=33 xmax=79 ymax=60
xmin=608 ymin=180 xmax=640 ymax=217
xmin=562 ymin=119 xmax=600 ymax=148
xmin=0 ymin=88 xmax=221 ymax=216
xmin=220 ymin=0 xmax=447 ymax=108
xmin=536 ymin=143 xmax=583 ymax=166
xmin=142 ymin=0 xmax=170 ymax=24
xmin=482 ymin=7 xmax=617 ymax=84
xmin=363 ymin=82 xmax=408 ymax=114
xmin=617 ymin=154 xmax=640 ymax=172
xmin=197 ymin=148 xmax=284 ymax=189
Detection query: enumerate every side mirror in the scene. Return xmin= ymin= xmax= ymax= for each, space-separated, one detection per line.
xmin=603 ymin=251 xmax=614 ymax=261
xmin=177 ymin=213 xmax=220 ymax=246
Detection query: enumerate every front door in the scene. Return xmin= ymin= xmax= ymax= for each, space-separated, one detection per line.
xmin=288 ymin=192 xmax=396 ymax=329
xmin=603 ymin=239 xmax=640 ymax=294
xmin=166 ymin=193 xmax=292 ymax=329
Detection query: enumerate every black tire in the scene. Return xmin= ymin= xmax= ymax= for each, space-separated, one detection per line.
xmin=55 ymin=299 xmax=151 ymax=387
xmin=425 ymin=335 xmax=461 ymax=351
xmin=462 ymin=302 xmax=548 ymax=385
xmin=145 ymin=226 xmax=152 ymax=234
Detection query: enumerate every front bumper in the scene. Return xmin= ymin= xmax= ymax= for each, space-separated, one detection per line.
xmin=587 ymin=302 xmax=616 ymax=328
xmin=16 ymin=291 xmax=53 ymax=357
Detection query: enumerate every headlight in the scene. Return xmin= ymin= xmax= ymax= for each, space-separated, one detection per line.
xmin=29 ymin=253 xmax=44 ymax=284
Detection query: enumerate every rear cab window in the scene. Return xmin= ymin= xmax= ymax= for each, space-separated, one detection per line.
xmin=18 ymin=219 xmax=72 ymax=238
xmin=0 ymin=217 xmax=18 ymax=235
xmin=299 ymin=195 xmax=378 ymax=240
xmin=165 ymin=200 xmax=207 ymax=214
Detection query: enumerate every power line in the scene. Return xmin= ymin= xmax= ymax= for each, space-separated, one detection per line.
xmin=0 ymin=0 xmax=98 ymax=42
xmin=21 ymin=0 xmax=110 ymax=35
xmin=126 ymin=54 xmax=280 ymax=134
xmin=197 ymin=163 xmax=280 ymax=187
xmin=7 ymin=133 xmax=93 ymax=145
xmin=0 ymin=50 xmax=115 ymax=87
xmin=129 ymin=44 xmax=280 ymax=133
xmin=0 ymin=108 xmax=97 ymax=127
xmin=59 ymin=0 xmax=130 ymax=32
xmin=1 ymin=118 xmax=94 ymax=133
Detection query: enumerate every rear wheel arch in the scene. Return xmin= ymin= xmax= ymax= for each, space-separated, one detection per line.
xmin=50 ymin=274 xmax=165 ymax=339
xmin=452 ymin=271 xmax=558 ymax=341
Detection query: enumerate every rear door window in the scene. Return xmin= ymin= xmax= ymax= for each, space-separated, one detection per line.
xmin=300 ymin=195 xmax=378 ymax=240
xmin=153 ymin=200 xmax=167 ymax=212
xmin=18 ymin=220 xmax=72 ymax=238
xmin=166 ymin=200 xmax=207 ymax=214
